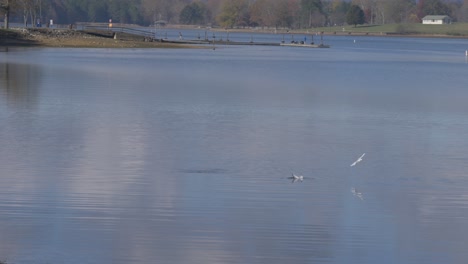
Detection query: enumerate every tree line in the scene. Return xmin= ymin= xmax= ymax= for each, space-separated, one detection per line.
xmin=2 ymin=0 xmax=468 ymax=29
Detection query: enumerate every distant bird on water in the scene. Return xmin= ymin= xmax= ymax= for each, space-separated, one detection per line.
xmin=288 ymin=173 xmax=304 ymax=183
xmin=351 ymin=187 xmax=364 ymax=200
xmin=350 ymin=153 xmax=365 ymax=167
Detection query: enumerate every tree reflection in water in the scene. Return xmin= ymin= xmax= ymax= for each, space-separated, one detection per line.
xmin=0 ymin=55 xmax=40 ymax=110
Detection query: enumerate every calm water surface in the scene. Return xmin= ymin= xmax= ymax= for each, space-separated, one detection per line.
xmin=1 ymin=36 xmax=468 ymax=264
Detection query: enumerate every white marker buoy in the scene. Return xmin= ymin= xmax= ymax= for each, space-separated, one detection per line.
xmin=465 ymin=50 xmax=467 ymax=56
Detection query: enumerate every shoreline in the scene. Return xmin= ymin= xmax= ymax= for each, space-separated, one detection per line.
xmin=210 ymin=28 xmax=468 ymax=39
xmin=1 ymin=27 xmax=467 ymax=49
xmin=163 ymin=23 xmax=468 ymax=39
xmin=0 ymin=28 xmax=198 ymax=48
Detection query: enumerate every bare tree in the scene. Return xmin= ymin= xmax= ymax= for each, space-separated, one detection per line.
xmin=364 ymin=0 xmax=378 ymax=24
xmin=217 ymin=0 xmax=250 ymax=28
xmin=17 ymin=0 xmax=41 ymax=27
xmin=301 ymin=0 xmax=324 ymax=27
xmin=324 ymin=0 xmax=351 ymax=26
xmin=1 ymin=0 xmax=12 ymax=28
xmin=372 ymin=0 xmax=416 ymax=24
xmin=458 ymin=0 xmax=468 ymax=22
xmin=141 ymin=0 xmax=187 ymax=24
xmin=417 ymin=0 xmax=451 ymax=19
xmin=250 ymin=0 xmax=277 ymax=28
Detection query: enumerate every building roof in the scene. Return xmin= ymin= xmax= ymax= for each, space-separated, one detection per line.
xmin=422 ymin=15 xmax=450 ymax=20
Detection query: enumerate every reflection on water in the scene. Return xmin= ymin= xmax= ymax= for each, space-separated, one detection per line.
xmin=1 ymin=39 xmax=468 ymax=264
xmin=0 ymin=60 xmax=39 ymax=109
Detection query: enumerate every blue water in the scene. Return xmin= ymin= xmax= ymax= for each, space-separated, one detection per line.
xmin=1 ymin=36 xmax=468 ymax=264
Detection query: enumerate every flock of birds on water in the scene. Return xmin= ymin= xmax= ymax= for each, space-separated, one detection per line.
xmin=288 ymin=152 xmax=366 ymax=200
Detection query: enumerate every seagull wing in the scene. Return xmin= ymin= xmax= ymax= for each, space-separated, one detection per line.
xmin=350 ymin=153 xmax=365 ymax=166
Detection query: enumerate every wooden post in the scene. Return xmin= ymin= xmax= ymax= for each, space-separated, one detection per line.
xmin=212 ymin=33 xmax=216 ymax=50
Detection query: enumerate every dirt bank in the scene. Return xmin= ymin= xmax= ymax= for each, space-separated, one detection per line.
xmin=0 ymin=28 xmax=195 ymax=48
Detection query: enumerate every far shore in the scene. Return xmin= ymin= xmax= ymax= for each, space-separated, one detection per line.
xmin=159 ymin=22 xmax=468 ymax=39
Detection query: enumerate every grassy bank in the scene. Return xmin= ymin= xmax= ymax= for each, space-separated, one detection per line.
xmin=207 ymin=22 xmax=468 ymax=38
xmin=311 ymin=23 xmax=468 ymax=37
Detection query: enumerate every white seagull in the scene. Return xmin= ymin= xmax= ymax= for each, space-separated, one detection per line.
xmin=350 ymin=153 xmax=365 ymax=167
xmin=288 ymin=173 xmax=304 ymax=183
xmin=351 ymin=187 xmax=364 ymax=200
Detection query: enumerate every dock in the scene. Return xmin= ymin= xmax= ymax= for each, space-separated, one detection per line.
xmin=78 ymin=23 xmax=331 ymax=48
xmin=160 ymin=39 xmax=281 ymax=46
xmin=280 ymin=43 xmax=330 ymax=48
xmin=161 ymin=39 xmax=330 ymax=48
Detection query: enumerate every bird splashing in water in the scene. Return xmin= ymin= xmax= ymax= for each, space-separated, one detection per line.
xmin=288 ymin=173 xmax=304 ymax=183
xmin=351 ymin=187 xmax=364 ymax=200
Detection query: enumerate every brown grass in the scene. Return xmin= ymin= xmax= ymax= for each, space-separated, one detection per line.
xmin=0 ymin=28 xmax=198 ymax=48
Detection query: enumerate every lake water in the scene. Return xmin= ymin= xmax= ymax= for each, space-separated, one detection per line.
xmin=1 ymin=36 xmax=468 ymax=264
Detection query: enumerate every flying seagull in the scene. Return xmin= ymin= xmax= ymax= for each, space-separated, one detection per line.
xmin=288 ymin=173 xmax=304 ymax=183
xmin=350 ymin=153 xmax=365 ymax=167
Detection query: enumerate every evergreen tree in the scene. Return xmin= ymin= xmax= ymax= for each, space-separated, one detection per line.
xmin=180 ymin=2 xmax=207 ymax=25
xmin=301 ymin=0 xmax=323 ymax=27
xmin=346 ymin=4 xmax=365 ymax=27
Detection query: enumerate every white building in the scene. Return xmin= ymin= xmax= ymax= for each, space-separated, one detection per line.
xmin=422 ymin=15 xmax=451 ymax=25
